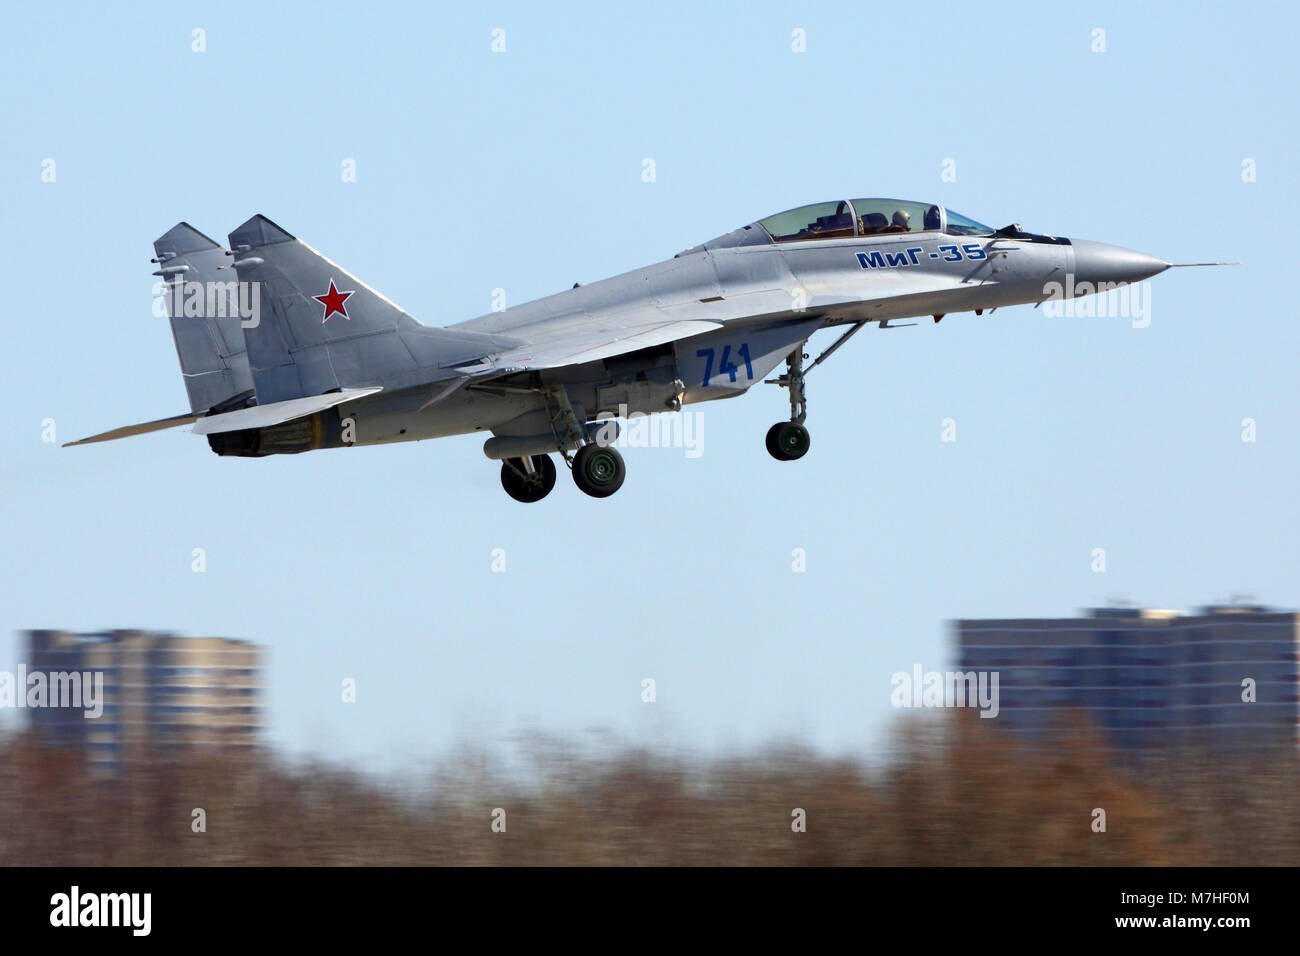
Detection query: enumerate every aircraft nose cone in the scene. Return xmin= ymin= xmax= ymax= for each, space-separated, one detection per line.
xmin=1071 ymin=239 xmax=1170 ymax=286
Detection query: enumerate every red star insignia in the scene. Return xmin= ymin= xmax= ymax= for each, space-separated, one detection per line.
xmin=314 ymin=279 xmax=355 ymax=323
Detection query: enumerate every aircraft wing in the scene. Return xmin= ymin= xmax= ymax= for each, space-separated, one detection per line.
xmin=447 ymin=269 xmax=977 ymax=382
xmin=468 ymin=317 xmax=724 ymax=375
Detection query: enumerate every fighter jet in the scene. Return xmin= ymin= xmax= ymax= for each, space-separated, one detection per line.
xmin=68 ymin=199 xmax=1229 ymax=501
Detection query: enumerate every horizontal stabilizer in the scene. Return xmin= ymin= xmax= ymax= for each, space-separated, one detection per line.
xmin=190 ymin=387 xmax=382 ymax=436
xmin=64 ymin=412 xmax=199 ymax=447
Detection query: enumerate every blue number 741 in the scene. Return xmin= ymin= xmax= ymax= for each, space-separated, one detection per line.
xmin=697 ymin=344 xmax=753 ymax=386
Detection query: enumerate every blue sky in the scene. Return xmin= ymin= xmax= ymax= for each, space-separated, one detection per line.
xmin=1 ymin=2 xmax=1294 ymax=772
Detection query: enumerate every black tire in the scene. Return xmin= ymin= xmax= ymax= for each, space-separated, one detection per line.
xmin=765 ymin=422 xmax=789 ymax=461
xmin=774 ymin=422 xmax=810 ymax=461
xmin=572 ymin=443 xmax=625 ymax=498
xmin=500 ymin=454 xmax=556 ymax=503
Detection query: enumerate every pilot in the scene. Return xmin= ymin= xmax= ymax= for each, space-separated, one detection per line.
xmin=890 ymin=210 xmax=911 ymax=232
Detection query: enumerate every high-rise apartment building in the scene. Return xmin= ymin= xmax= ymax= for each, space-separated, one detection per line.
xmin=23 ymin=629 xmax=264 ymax=772
xmin=954 ymin=606 xmax=1300 ymax=748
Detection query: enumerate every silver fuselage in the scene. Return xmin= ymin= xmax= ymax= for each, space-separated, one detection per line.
xmin=336 ymin=226 xmax=1161 ymax=449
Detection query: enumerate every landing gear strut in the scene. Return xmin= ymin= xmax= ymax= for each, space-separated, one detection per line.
xmin=765 ymin=348 xmax=811 ymax=461
xmin=500 ymin=454 xmax=556 ymax=503
xmin=762 ymin=323 xmax=868 ymax=461
xmin=543 ymin=384 xmax=627 ymax=499
xmin=485 ymin=382 xmax=630 ymax=501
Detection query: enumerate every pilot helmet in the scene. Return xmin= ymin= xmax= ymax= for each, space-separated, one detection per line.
xmin=892 ymin=210 xmax=911 ymax=228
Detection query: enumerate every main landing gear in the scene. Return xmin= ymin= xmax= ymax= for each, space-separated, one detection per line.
xmin=765 ymin=348 xmax=811 ymax=461
xmin=543 ymin=384 xmax=626 ymax=500
xmin=572 ymin=443 xmax=625 ymax=498
xmin=500 ymin=454 xmax=556 ymax=503
xmin=503 ymin=444 xmax=625 ymax=502
xmin=495 ymin=384 xmax=628 ymax=503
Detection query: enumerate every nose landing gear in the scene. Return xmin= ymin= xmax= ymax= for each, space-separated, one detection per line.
xmin=762 ymin=322 xmax=867 ymax=462
xmin=766 ymin=421 xmax=811 ymax=461
xmin=765 ymin=348 xmax=811 ymax=461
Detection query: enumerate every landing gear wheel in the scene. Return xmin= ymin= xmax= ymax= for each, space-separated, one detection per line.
xmin=766 ymin=422 xmax=810 ymax=461
xmin=572 ymin=444 xmax=625 ymax=498
xmin=765 ymin=423 xmax=785 ymax=460
xmin=500 ymin=454 xmax=556 ymax=503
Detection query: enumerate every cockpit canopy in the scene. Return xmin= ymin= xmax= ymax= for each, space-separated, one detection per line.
xmin=676 ymin=199 xmax=1001 ymax=257
xmin=756 ymin=199 xmax=994 ymax=242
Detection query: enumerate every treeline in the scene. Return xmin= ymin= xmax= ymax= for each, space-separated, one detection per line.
xmin=1 ymin=716 xmax=1294 ymax=865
